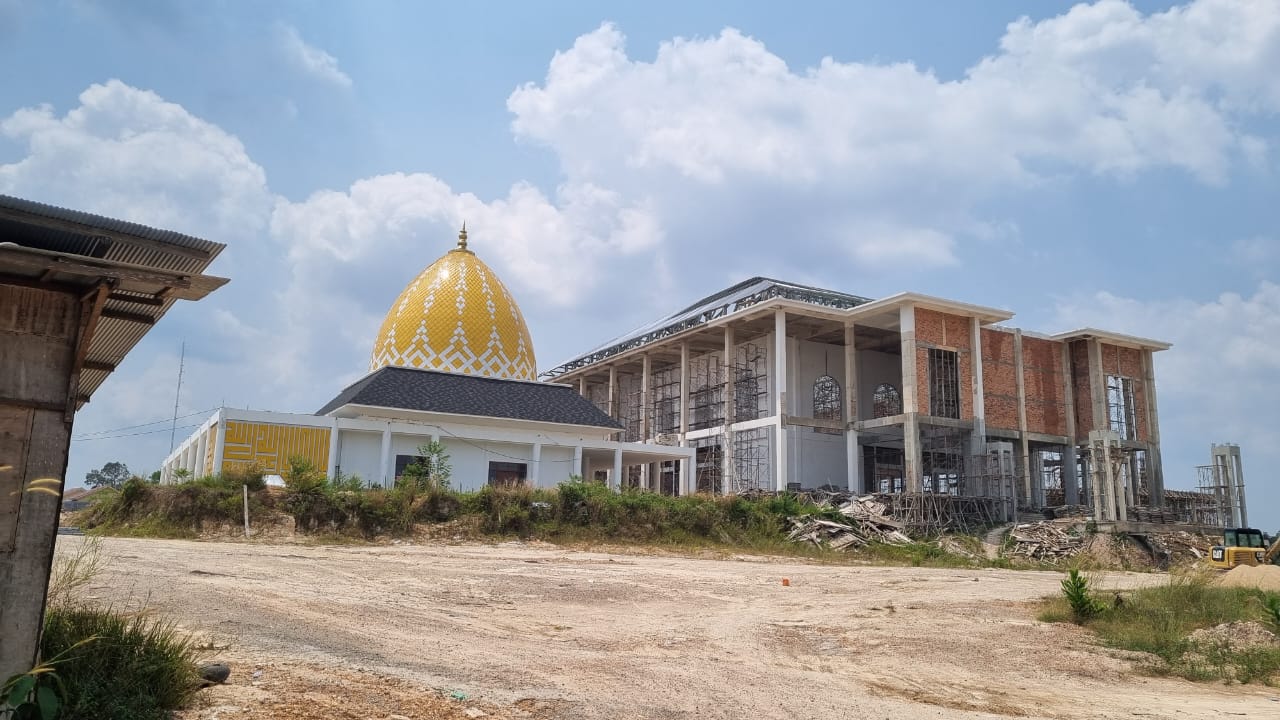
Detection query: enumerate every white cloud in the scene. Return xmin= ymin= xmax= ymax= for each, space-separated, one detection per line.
xmin=0 ymin=79 xmax=271 ymax=240
xmin=278 ymin=25 xmax=352 ymax=89
xmin=1052 ymin=284 xmax=1280 ymax=528
xmin=508 ymin=1 xmax=1279 ymax=268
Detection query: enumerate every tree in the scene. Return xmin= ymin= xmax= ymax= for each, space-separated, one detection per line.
xmin=84 ymin=461 xmax=131 ymax=490
xmin=149 ymin=470 xmax=161 ymax=484
xmin=399 ymin=441 xmax=452 ymax=491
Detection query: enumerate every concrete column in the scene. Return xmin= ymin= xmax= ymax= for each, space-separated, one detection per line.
xmin=1014 ymin=329 xmax=1032 ymax=507
xmin=679 ymin=341 xmax=691 ymax=495
xmin=1141 ymin=350 xmax=1165 ymax=506
xmin=530 ymin=442 xmax=543 ymax=487
xmin=212 ymin=411 xmax=227 ymax=476
xmin=1088 ymin=339 xmax=1107 ymax=433
xmin=608 ymin=365 xmax=618 ymax=419
xmin=572 ymin=446 xmax=583 ymax=479
xmin=970 ymin=318 xmax=987 ymax=459
xmin=679 ymin=342 xmax=691 ymax=438
xmin=1061 ymin=344 xmax=1079 ymax=505
xmin=843 ymin=323 xmax=861 ymax=493
xmin=722 ymin=325 xmax=736 ymax=492
xmin=578 ymin=377 xmax=587 ymax=397
xmin=640 ymin=353 xmax=651 ymax=489
xmin=379 ymin=426 xmax=392 ymax=488
xmin=612 ymin=447 xmax=623 ymax=491
xmin=774 ymin=310 xmax=789 ymax=491
xmin=900 ymin=305 xmax=921 ymax=493
xmin=0 ymin=284 xmax=80 ymax=679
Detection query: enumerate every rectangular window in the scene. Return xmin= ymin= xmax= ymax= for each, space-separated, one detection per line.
xmin=927 ymin=348 xmax=960 ymax=419
xmin=487 ymin=461 xmax=528 ymax=487
xmin=394 ymin=454 xmax=427 ymax=478
xmin=1106 ymin=375 xmax=1137 ymax=440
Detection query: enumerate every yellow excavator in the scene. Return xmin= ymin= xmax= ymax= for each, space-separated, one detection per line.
xmin=1208 ymin=528 xmax=1280 ymax=569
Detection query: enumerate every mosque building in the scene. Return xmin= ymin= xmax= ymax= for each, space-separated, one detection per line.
xmin=161 ymin=227 xmax=692 ymax=488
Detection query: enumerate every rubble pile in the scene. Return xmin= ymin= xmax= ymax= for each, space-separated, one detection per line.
xmin=787 ymin=496 xmax=913 ymax=549
xmin=1008 ymin=521 xmax=1084 ymax=559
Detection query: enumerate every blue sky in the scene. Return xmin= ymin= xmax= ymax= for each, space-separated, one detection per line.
xmin=2 ymin=0 xmax=1277 ymax=529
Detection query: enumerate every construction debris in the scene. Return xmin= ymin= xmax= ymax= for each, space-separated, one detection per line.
xmin=1008 ymin=521 xmax=1084 ymax=559
xmin=786 ymin=496 xmax=913 ymax=549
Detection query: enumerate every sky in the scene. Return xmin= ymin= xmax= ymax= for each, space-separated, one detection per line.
xmin=1 ymin=0 xmax=1277 ymax=530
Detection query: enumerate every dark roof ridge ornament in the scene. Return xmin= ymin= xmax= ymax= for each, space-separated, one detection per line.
xmin=456 ymin=222 xmax=469 ymax=251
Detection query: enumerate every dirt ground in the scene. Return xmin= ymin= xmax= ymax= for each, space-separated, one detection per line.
xmin=57 ymin=537 xmax=1280 ymax=720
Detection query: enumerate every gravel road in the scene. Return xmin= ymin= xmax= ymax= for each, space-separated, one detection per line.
xmin=59 ymin=536 xmax=1279 ymax=719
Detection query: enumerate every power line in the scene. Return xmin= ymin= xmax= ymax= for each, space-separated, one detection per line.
xmin=73 ymin=422 xmax=202 ymax=443
xmin=73 ymin=407 xmax=216 ymax=438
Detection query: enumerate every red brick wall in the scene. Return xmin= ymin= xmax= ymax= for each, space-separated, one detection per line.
xmin=981 ymin=328 xmax=1019 ymax=431
xmin=980 ymin=330 xmax=1068 ymax=437
xmin=1021 ymin=336 xmax=1067 ymax=436
xmin=914 ymin=308 xmax=974 ymax=419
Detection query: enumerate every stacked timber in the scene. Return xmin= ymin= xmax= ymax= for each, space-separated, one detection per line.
xmin=787 ymin=496 xmax=913 ymax=549
xmin=1008 ymin=522 xmax=1084 ymax=559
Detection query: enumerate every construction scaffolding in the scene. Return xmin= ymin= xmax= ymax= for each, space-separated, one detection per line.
xmin=1195 ymin=443 xmax=1248 ymax=527
xmin=921 ymin=426 xmax=966 ymax=495
xmin=729 ymin=427 xmax=772 ymax=492
xmin=875 ymin=492 xmax=1006 ymax=534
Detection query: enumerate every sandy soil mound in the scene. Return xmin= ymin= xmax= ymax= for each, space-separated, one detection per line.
xmin=1188 ymin=621 xmax=1278 ymax=649
xmin=1215 ymin=563 xmax=1280 ymax=592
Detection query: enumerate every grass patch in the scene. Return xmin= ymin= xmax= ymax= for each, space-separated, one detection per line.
xmin=1040 ymin=569 xmax=1280 ymax=684
xmin=40 ymin=606 xmax=199 ymax=720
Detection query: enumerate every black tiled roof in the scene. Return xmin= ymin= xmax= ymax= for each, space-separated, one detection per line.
xmin=316 ymin=366 xmax=623 ymax=430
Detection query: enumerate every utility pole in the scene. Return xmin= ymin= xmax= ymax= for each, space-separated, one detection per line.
xmin=169 ymin=341 xmax=185 ymax=452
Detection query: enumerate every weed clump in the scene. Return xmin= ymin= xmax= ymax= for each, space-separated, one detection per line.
xmin=1040 ymin=569 xmax=1280 ymax=684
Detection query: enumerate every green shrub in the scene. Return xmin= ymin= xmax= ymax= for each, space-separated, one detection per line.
xmin=1061 ymin=569 xmax=1106 ymax=623
xmin=40 ymin=605 xmax=198 ymax=720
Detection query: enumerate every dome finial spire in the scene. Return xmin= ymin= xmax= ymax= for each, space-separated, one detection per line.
xmin=457 ymin=222 xmax=468 ymax=250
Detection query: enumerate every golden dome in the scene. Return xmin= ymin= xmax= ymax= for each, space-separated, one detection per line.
xmin=370 ymin=226 xmax=537 ymax=380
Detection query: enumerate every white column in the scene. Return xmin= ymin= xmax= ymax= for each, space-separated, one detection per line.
xmin=844 ymin=322 xmax=861 ymax=493
xmin=196 ymin=429 xmax=208 ymax=478
xmin=212 ymin=411 xmax=226 ymax=475
xmin=774 ymin=309 xmax=789 ymax=491
xmin=379 ymin=426 xmax=392 ymax=488
xmin=612 ymin=447 xmax=623 ymax=491
xmin=680 ymin=341 xmax=691 ymax=495
xmin=327 ymin=417 xmax=340 ymax=480
xmin=531 ymin=442 xmax=542 ymax=487
xmin=572 ymin=446 xmax=583 ymax=478
xmin=578 ymin=377 xmax=587 ymax=397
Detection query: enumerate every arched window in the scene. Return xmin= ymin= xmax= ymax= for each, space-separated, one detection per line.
xmin=813 ymin=375 xmax=842 ymax=435
xmin=873 ymin=383 xmax=901 ymax=418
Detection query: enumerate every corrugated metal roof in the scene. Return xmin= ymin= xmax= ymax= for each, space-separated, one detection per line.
xmin=541 ymin=277 xmax=872 ymax=378
xmin=0 ymin=194 xmax=228 ymax=407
